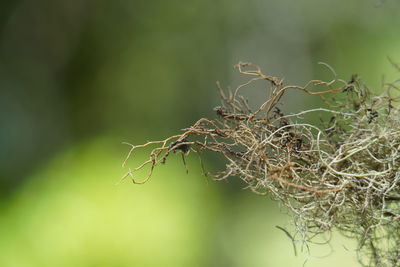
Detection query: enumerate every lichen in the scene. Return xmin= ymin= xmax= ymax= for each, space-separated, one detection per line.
xmin=122 ymin=62 xmax=400 ymax=267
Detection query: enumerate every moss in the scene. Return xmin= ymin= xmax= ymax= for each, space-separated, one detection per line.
xmin=123 ymin=62 xmax=400 ymax=267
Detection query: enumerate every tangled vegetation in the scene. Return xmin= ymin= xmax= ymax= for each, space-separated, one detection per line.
xmin=122 ymin=62 xmax=400 ymax=267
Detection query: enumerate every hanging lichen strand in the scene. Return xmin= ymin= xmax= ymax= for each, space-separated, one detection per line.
xmin=121 ymin=62 xmax=400 ymax=267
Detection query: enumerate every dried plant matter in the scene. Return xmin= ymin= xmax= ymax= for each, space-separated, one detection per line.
xmin=122 ymin=62 xmax=400 ymax=267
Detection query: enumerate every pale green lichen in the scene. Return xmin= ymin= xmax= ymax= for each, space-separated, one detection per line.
xmin=123 ymin=62 xmax=400 ymax=267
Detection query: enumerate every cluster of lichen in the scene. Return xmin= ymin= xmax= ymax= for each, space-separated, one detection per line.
xmin=122 ymin=62 xmax=400 ymax=267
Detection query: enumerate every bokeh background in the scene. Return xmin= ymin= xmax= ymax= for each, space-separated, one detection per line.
xmin=1 ymin=0 xmax=400 ymax=266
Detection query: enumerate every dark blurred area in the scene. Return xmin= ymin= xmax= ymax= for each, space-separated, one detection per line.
xmin=0 ymin=0 xmax=237 ymax=193
xmin=1 ymin=0 xmax=400 ymax=266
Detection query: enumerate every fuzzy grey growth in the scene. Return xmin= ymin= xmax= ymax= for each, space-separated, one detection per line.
xmin=122 ymin=62 xmax=400 ymax=267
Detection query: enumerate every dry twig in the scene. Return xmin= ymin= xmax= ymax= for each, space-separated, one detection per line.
xmin=122 ymin=62 xmax=400 ymax=267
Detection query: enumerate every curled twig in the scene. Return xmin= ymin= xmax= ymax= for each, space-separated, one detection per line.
xmin=122 ymin=62 xmax=400 ymax=267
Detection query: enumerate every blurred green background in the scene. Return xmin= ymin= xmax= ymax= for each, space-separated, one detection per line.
xmin=1 ymin=0 xmax=399 ymax=266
